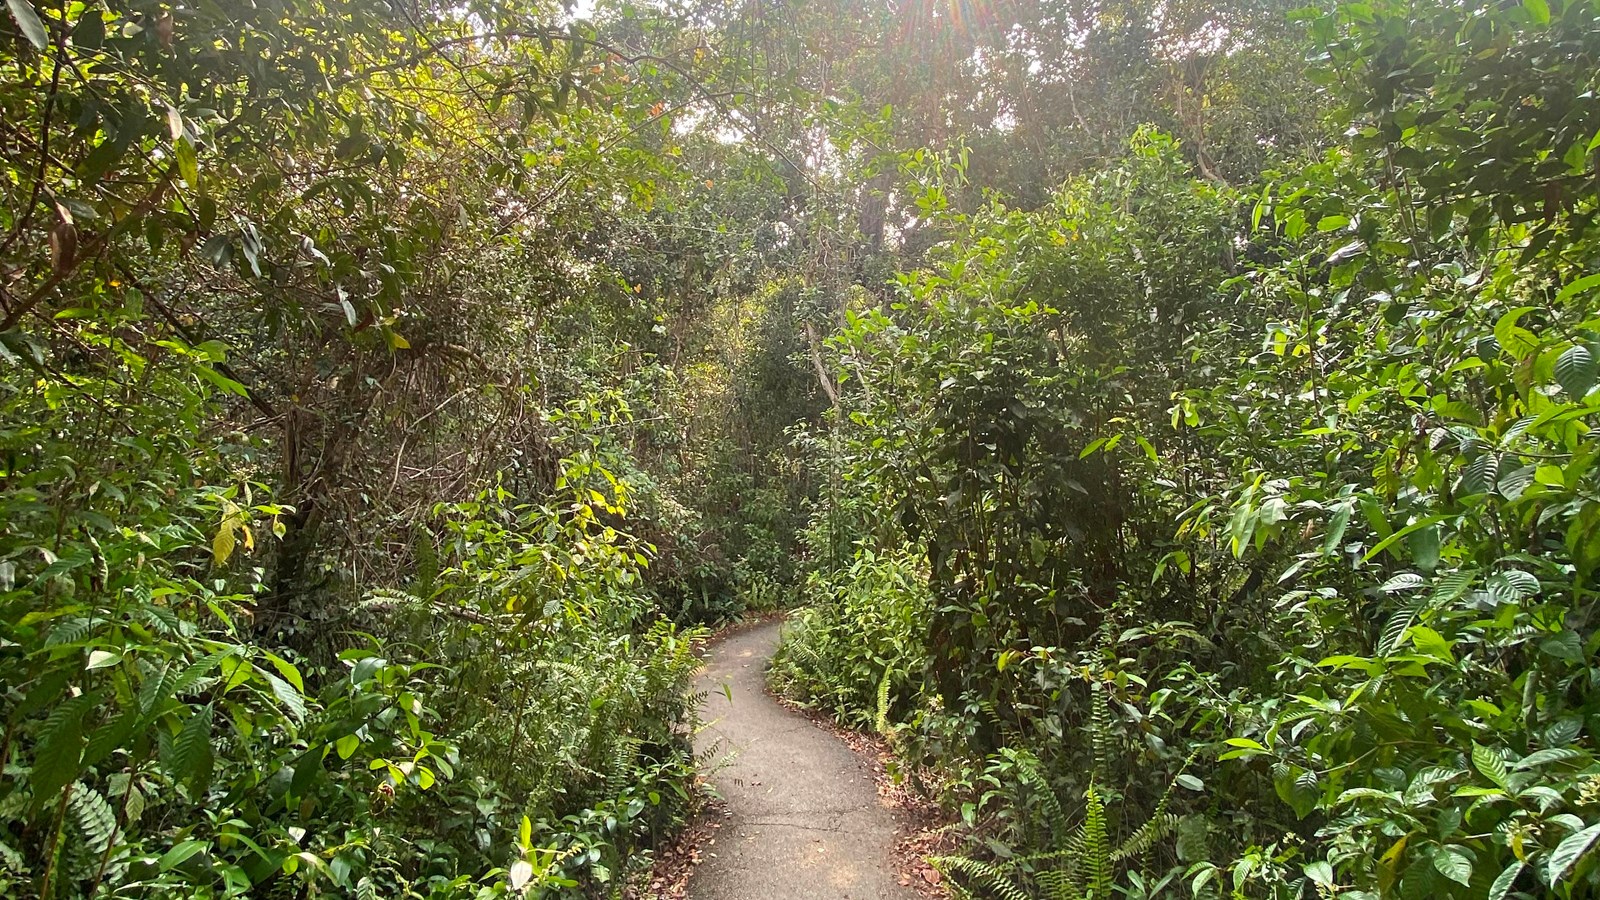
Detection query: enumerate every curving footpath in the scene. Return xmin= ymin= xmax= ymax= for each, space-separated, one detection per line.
xmin=688 ymin=619 xmax=919 ymax=900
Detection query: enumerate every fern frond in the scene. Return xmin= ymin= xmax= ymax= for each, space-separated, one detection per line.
xmin=1009 ymin=748 xmax=1067 ymax=830
xmin=1082 ymin=785 xmax=1111 ymax=899
xmin=1089 ymin=685 xmax=1112 ymax=784
xmin=1008 ymin=828 xmax=1086 ymax=872
xmin=874 ymin=669 xmax=893 ymax=736
xmin=45 ymin=617 xmax=98 ymax=647
xmin=1113 ymin=813 xmax=1178 ymax=863
xmin=68 ymin=783 xmax=119 ymax=855
xmin=1114 ymin=752 xmax=1193 ymax=863
xmin=1038 ymin=866 xmax=1086 ymax=900
xmin=137 ymin=604 xmax=185 ymax=636
xmin=931 ymin=855 xmax=1032 ymax=900
xmin=604 ymin=736 xmax=644 ymax=794
xmin=165 ymin=705 xmax=215 ymax=796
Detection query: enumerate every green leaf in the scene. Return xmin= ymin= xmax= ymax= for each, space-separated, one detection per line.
xmin=195 ymin=364 xmax=249 ymax=397
xmin=1472 ymin=743 xmax=1509 ymax=789
xmin=263 ymin=651 xmax=304 ymax=692
xmin=1409 ymin=626 xmax=1454 ymax=662
xmin=1514 ymin=748 xmax=1587 ymax=769
xmin=1364 ymin=515 xmax=1449 ymax=562
xmin=32 ymin=693 xmax=94 ymax=804
xmin=1548 ymin=822 xmax=1600 ymax=883
xmin=1523 ymin=0 xmax=1550 ymax=23
xmin=83 ymin=705 xmax=140 ymax=768
xmin=158 ymin=839 xmax=208 ymax=872
xmin=86 ymin=649 xmax=121 ymax=670
xmin=1432 ymin=845 xmax=1473 ymax=886
xmin=1322 ymin=502 xmax=1353 ymax=555
xmin=264 ymin=672 xmax=306 ymax=724
xmin=1489 ymin=861 xmax=1524 ymax=900
xmin=1303 ymin=860 xmax=1334 ymax=887
xmin=68 ymin=785 xmax=118 ymax=854
xmin=1557 ymin=273 xmax=1600 ymax=305
xmin=1459 ymin=453 xmax=1500 ymax=496
xmin=1494 ymin=306 xmax=1538 ymax=357
xmin=175 ymin=137 xmax=199 ymax=190
xmin=291 ymin=750 xmax=323 ymax=798
xmin=1409 ymin=524 xmax=1440 ymax=572
xmin=1381 ymin=573 xmax=1425 ymax=593
xmin=213 ymin=522 xmax=237 ymax=565
xmin=168 ymin=705 xmax=215 ymax=796
xmin=1555 ymin=345 xmax=1596 ymax=397
xmin=6 ymin=0 xmax=48 ymax=50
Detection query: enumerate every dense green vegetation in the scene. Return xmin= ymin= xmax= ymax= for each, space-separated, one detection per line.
xmin=775 ymin=0 xmax=1600 ymax=898
xmin=3 ymin=0 xmax=1600 ymax=897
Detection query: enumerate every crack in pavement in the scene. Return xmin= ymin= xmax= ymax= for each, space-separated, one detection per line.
xmin=688 ymin=620 xmax=919 ymax=900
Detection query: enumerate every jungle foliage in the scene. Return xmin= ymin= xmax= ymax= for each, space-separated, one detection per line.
xmin=6 ymin=0 xmax=1600 ymax=897
xmin=773 ymin=0 xmax=1600 ymax=898
xmin=0 ymin=0 xmax=816 ymax=895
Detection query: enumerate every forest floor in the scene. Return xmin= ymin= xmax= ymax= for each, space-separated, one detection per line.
xmin=684 ymin=619 xmax=926 ymax=900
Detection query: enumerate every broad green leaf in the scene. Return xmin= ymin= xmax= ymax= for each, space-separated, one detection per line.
xmin=158 ymin=840 xmax=209 ymax=872
xmin=175 ymin=137 xmax=200 ymax=190
xmin=1409 ymin=524 xmax=1440 ymax=572
xmin=1489 ymin=861 xmax=1524 ymax=900
xmin=1494 ymin=306 xmax=1538 ymax=357
xmin=1549 ymin=823 xmax=1600 ymax=883
xmin=1381 ymin=573 xmax=1425 ymax=593
xmin=1555 ymin=345 xmax=1596 ymax=397
xmin=265 ymin=672 xmax=307 ymax=724
xmin=1364 ymin=515 xmax=1449 ymax=562
xmin=1303 ymin=860 xmax=1334 ymax=886
xmin=1432 ymin=846 xmax=1473 ymax=886
xmin=1408 ymin=626 xmax=1453 ymax=661
xmin=1322 ymin=502 xmax=1353 ymax=555
xmin=32 ymin=694 xmax=93 ymax=804
xmin=1459 ymin=453 xmax=1500 ymax=496
xmin=6 ymin=0 xmax=48 ymax=50
xmin=86 ymin=649 xmax=121 ymax=670
xmin=1472 ymin=743 xmax=1509 ymax=789
xmin=168 ymin=706 xmax=215 ymax=795
xmin=1556 ymin=273 xmax=1600 ymax=305
xmin=263 ymin=651 xmax=304 ymax=691
xmin=1514 ymin=748 xmax=1587 ymax=769
xmin=213 ymin=522 xmax=237 ymax=565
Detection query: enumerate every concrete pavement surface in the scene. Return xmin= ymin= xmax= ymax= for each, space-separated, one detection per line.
xmin=688 ymin=619 xmax=919 ymax=900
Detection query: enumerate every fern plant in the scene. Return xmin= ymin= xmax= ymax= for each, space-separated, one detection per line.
xmin=935 ymin=773 xmax=1184 ymax=900
xmin=933 ymin=687 xmax=1190 ymax=900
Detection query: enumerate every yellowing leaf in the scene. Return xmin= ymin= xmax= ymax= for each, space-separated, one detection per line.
xmin=213 ymin=522 xmax=237 ymax=565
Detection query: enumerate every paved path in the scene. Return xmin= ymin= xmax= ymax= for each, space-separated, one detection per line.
xmin=689 ymin=620 xmax=919 ymax=900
